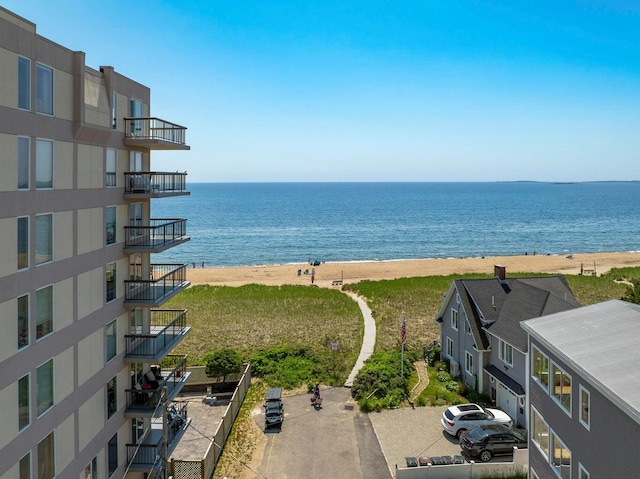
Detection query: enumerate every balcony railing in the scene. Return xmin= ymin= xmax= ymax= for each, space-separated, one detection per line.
xmin=124 ymin=219 xmax=190 ymax=253
xmin=124 ymin=264 xmax=190 ymax=307
xmin=125 ymin=355 xmax=190 ymax=415
xmin=126 ymin=401 xmax=188 ymax=470
xmin=124 ymin=117 xmax=189 ymax=150
xmin=125 ymin=310 xmax=190 ymax=362
xmin=124 ymin=172 xmax=189 ymax=197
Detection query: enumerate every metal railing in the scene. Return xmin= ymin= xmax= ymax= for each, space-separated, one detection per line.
xmin=124 ymin=117 xmax=187 ymax=146
xmin=124 ymin=172 xmax=187 ymax=195
xmin=125 ymin=310 xmax=188 ymax=358
xmin=125 ymin=355 xmax=188 ymax=411
xmin=125 ymin=219 xmax=188 ymax=249
xmin=125 ymin=264 xmax=188 ymax=303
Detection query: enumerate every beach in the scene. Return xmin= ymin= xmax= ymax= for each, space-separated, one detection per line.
xmin=187 ymin=251 xmax=640 ymax=287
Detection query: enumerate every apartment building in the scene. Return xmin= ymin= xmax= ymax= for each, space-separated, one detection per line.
xmin=0 ymin=7 xmax=191 ymax=479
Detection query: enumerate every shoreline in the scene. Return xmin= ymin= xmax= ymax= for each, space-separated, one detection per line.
xmin=186 ymin=251 xmax=640 ymax=287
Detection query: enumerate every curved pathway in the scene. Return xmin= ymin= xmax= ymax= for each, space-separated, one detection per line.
xmin=343 ymin=291 xmax=376 ymax=387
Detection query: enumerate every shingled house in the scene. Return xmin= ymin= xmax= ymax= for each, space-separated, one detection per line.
xmin=435 ymin=265 xmax=580 ymax=428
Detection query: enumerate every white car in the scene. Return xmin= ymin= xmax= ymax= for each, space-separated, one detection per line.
xmin=441 ymin=403 xmax=512 ymax=437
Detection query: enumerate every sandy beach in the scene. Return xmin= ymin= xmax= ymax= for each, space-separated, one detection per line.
xmin=187 ymin=251 xmax=640 ymax=287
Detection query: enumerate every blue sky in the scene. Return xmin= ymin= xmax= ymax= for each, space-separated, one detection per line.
xmin=6 ymin=1 xmax=640 ymax=182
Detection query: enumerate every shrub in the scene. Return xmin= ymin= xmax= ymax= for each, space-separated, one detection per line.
xmin=249 ymin=345 xmax=327 ymax=388
xmin=437 ymin=370 xmax=452 ymax=382
xmin=445 ymin=381 xmax=460 ymax=393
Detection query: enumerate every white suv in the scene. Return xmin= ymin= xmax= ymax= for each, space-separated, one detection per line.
xmin=441 ymin=403 xmax=512 ymax=437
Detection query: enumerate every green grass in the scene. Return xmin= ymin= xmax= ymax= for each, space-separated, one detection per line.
xmin=415 ymin=364 xmax=467 ymax=406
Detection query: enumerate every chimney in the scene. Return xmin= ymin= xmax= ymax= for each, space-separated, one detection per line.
xmin=494 ymin=265 xmax=506 ymax=282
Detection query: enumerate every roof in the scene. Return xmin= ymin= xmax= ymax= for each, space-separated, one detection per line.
xmin=458 ymin=275 xmax=579 ymax=352
xmin=522 ymin=300 xmax=640 ymax=426
xmin=484 ymin=365 xmax=526 ymax=396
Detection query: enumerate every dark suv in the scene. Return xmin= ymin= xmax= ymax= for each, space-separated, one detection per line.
xmin=264 ymin=387 xmax=284 ymax=427
xmin=459 ymin=424 xmax=527 ymax=462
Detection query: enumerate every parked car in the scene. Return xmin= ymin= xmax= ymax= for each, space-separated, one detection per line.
xmin=459 ymin=424 xmax=527 ymax=462
xmin=264 ymin=387 xmax=284 ymax=427
xmin=441 ymin=403 xmax=512 ymax=437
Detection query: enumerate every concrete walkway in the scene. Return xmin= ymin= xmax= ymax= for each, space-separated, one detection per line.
xmin=344 ymin=292 xmax=376 ymax=387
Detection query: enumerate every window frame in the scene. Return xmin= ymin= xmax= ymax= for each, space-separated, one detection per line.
xmin=579 ymin=384 xmax=590 ymax=430
xmin=19 ymin=373 xmax=30 ymax=431
xmin=108 ymin=433 xmax=118 ymax=477
xmin=85 ymin=457 xmax=98 ymax=479
xmin=550 ymin=430 xmax=571 ymax=479
xmin=464 ymin=319 xmax=471 ymax=335
xmin=107 ymin=376 xmax=117 ymax=419
xmin=18 ymin=294 xmax=29 ymax=349
xmin=499 ymin=339 xmax=513 ymax=367
xmin=36 ymin=63 xmax=54 ymax=116
xmin=20 ymin=452 xmax=31 ymax=479
xmin=465 ymin=350 xmax=473 ymax=375
xmin=106 ymin=148 xmax=117 ymax=187
xmin=35 ymin=139 xmax=53 ymax=190
xmin=551 ymin=360 xmax=572 ymax=416
xmin=36 ymin=358 xmax=54 ymax=417
xmin=531 ymin=406 xmax=549 ymax=459
xmin=18 ymin=136 xmax=30 ymax=190
xmin=446 ymin=337 xmax=453 ymax=358
xmin=579 ymin=463 xmax=590 ymax=479
xmin=35 ymin=213 xmax=53 ymax=265
xmin=18 ymin=216 xmax=29 ymax=270
xmin=106 ymin=262 xmax=116 ymax=303
xmin=532 ymin=345 xmax=549 ymax=390
xmin=18 ymin=56 xmax=31 ymax=111
xmin=451 ymin=308 xmax=458 ymax=330
xmin=106 ymin=319 xmax=117 ymax=362
xmin=112 ymin=91 xmax=117 ymax=130
xmin=37 ymin=431 xmax=55 ymax=479
xmin=36 ymin=285 xmax=53 ymax=340
xmin=106 ymin=206 xmax=116 ymax=246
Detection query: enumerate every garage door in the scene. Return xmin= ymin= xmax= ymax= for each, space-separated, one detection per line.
xmin=497 ymin=382 xmax=517 ymax=421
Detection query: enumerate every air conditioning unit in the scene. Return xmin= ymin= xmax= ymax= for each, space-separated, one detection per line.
xmin=450 ymin=360 xmax=460 ymax=377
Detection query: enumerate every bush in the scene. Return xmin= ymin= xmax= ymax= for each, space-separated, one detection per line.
xmin=445 ymin=381 xmax=460 ymax=393
xmin=249 ymin=345 xmax=328 ymax=388
xmin=203 ymin=349 xmax=243 ymax=382
xmin=437 ymin=370 xmax=452 ymax=382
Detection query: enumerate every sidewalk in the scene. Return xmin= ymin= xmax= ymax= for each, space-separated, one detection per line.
xmin=343 ymin=292 xmax=376 ymax=387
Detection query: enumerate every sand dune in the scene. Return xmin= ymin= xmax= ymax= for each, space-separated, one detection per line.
xmin=186 ymin=251 xmax=640 ymax=287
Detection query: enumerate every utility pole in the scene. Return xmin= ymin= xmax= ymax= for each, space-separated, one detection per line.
xmin=161 ymin=386 xmax=168 ymax=479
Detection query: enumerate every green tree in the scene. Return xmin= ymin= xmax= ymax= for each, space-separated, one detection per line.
xmin=204 ymin=349 xmax=243 ymax=382
xmin=622 ymin=279 xmax=640 ymax=305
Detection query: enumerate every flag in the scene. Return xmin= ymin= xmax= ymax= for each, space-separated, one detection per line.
xmin=401 ymin=314 xmax=406 ymax=344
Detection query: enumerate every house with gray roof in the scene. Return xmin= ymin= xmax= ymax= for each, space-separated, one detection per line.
xmin=522 ymin=300 xmax=640 ymax=479
xmin=436 ymin=265 xmax=580 ymax=428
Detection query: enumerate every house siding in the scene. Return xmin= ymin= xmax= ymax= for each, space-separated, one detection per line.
xmin=486 ymin=339 xmax=527 ymax=427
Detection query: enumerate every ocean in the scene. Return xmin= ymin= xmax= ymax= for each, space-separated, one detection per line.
xmin=152 ymin=182 xmax=640 ymax=267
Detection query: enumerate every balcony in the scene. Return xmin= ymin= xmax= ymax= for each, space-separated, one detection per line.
xmin=124 ymin=264 xmax=190 ymax=307
xmin=125 ymin=355 xmax=190 ymax=417
xmin=124 ymin=219 xmax=190 ymax=254
xmin=126 ymin=401 xmax=189 ymax=472
xmin=124 ymin=117 xmax=190 ymax=150
xmin=124 ymin=172 xmax=189 ymax=198
xmin=125 ymin=310 xmax=190 ymax=363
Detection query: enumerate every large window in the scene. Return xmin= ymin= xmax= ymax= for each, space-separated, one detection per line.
xmin=35 ymin=214 xmax=52 ymax=265
xmin=532 ymin=345 xmax=549 ymax=388
xmin=499 ymin=340 xmax=513 ymax=366
xmin=106 ymin=148 xmax=117 ymax=187
xmin=20 ymin=453 xmax=30 ymax=479
xmin=106 ymin=319 xmax=117 ymax=362
xmin=85 ymin=457 xmax=97 ymax=479
xmin=580 ymin=385 xmax=590 ymax=429
xmin=531 ymin=407 xmax=549 ymax=458
xmin=18 ymin=57 xmax=31 ymax=110
xmin=36 ymin=64 xmax=53 ymax=115
xmin=108 ymin=434 xmax=118 ymax=476
xmin=551 ymin=361 xmax=572 ymax=415
xmin=18 ymin=294 xmax=29 ymax=349
xmin=37 ymin=359 xmax=54 ymax=416
xmin=18 ymin=216 xmax=29 ymax=270
xmin=106 ymin=262 xmax=116 ymax=302
xmin=107 ymin=376 xmax=117 ymax=419
xmin=18 ymin=137 xmax=30 ymax=189
xmin=106 ymin=206 xmax=116 ymax=245
xmin=38 ymin=432 xmax=55 ymax=479
xmin=36 ymin=285 xmax=53 ymax=340
xmin=551 ymin=431 xmax=571 ymax=479
xmin=451 ymin=309 xmax=458 ymax=330
xmin=19 ymin=374 xmax=30 ymax=430
xmin=35 ymin=139 xmax=53 ymax=189
xmin=465 ymin=350 xmax=473 ymax=374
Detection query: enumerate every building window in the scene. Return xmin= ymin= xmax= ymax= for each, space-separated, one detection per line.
xmin=446 ymin=337 xmax=453 ymax=358
xmin=20 ymin=453 xmax=31 ymax=479
xmin=36 ymin=64 xmax=53 ymax=115
xmin=36 ymin=285 xmax=53 ymax=340
xmin=19 ymin=374 xmax=30 ymax=430
xmin=531 ymin=407 xmax=549 ymax=458
xmin=532 ymin=345 xmax=549 ymax=389
xmin=580 ymin=385 xmax=590 ymax=429
xmin=579 ymin=463 xmax=590 ymax=479
xmin=18 ymin=216 xmax=29 ymax=270
xmin=106 ymin=320 xmax=117 ymax=362
xmin=85 ymin=457 xmax=97 ymax=479
xmin=131 ymin=418 xmax=144 ymax=443
xmin=106 ymin=262 xmax=116 ymax=303
xmin=551 ymin=431 xmax=571 ymax=479
xmin=112 ymin=92 xmax=117 ymax=130
xmin=499 ymin=340 xmax=513 ymax=366
xmin=35 ymin=139 xmax=53 ymax=189
xmin=130 ymin=308 xmax=143 ymax=334
xmin=18 ymin=294 xmax=29 ymax=349
xmin=106 ymin=148 xmax=117 ymax=187
xmin=38 ymin=432 xmax=55 ymax=479
xmin=465 ymin=350 xmax=473 ymax=374
xmin=107 ymin=376 xmax=117 ymax=419
xmin=451 ymin=309 xmax=458 ymax=330
xmin=19 ymin=57 xmax=31 ymax=110
xmin=551 ymin=361 xmax=572 ymax=415
xmin=108 ymin=433 xmax=118 ymax=476
xmin=37 ymin=359 xmax=54 ymax=416
xmin=106 ymin=206 xmax=116 ymax=245
xmin=464 ymin=319 xmax=471 ymax=334
xmin=18 ymin=137 xmax=30 ymax=189
xmin=35 ymin=214 xmax=52 ymax=265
